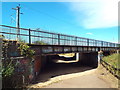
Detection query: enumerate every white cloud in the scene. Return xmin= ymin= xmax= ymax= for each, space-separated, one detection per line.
xmin=86 ymin=32 xmax=93 ymax=35
xmin=69 ymin=0 xmax=119 ymax=29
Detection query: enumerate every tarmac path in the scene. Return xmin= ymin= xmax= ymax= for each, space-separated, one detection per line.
xmin=44 ymin=69 xmax=111 ymax=88
xmin=28 ymin=60 xmax=118 ymax=88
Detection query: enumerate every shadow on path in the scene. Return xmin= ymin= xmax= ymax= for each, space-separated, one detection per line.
xmin=33 ymin=60 xmax=94 ymax=84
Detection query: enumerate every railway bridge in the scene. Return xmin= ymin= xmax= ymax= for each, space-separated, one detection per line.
xmin=0 ymin=25 xmax=119 ymax=77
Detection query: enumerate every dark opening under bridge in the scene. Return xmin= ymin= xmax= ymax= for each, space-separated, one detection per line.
xmin=0 ymin=25 xmax=119 ymax=77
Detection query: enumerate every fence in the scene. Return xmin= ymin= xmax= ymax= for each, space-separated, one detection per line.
xmin=101 ymin=59 xmax=120 ymax=79
xmin=0 ymin=25 xmax=117 ymax=47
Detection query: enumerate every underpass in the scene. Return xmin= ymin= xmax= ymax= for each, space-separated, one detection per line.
xmin=29 ymin=58 xmax=94 ymax=88
xmin=28 ymin=57 xmax=118 ymax=88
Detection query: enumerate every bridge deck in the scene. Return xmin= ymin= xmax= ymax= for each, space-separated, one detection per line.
xmin=29 ymin=44 xmax=118 ymax=55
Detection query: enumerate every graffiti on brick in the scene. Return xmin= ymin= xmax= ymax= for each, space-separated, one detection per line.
xmin=8 ymin=51 xmax=19 ymax=57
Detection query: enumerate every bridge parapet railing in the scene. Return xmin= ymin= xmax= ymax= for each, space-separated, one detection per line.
xmin=0 ymin=25 xmax=118 ymax=47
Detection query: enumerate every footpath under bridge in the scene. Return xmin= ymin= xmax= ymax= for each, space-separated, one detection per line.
xmin=0 ymin=25 xmax=119 ymax=72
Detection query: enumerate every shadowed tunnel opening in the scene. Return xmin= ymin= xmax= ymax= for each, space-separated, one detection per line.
xmin=32 ymin=53 xmax=98 ymax=84
xmin=33 ymin=51 xmax=113 ymax=84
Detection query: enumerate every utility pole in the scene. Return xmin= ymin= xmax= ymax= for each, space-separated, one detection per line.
xmin=12 ymin=4 xmax=22 ymax=41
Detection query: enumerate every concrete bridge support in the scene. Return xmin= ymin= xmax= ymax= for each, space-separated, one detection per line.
xmin=77 ymin=52 xmax=98 ymax=68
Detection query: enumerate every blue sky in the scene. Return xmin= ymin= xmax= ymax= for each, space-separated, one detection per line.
xmin=2 ymin=1 xmax=119 ymax=43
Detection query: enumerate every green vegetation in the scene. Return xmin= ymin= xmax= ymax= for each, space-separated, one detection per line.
xmin=1 ymin=42 xmax=35 ymax=77
xmin=19 ymin=39 xmax=26 ymax=43
xmin=2 ymin=61 xmax=14 ymax=77
xmin=102 ymin=53 xmax=120 ymax=69
xmin=34 ymin=40 xmax=48 ymax=45
xmin=1 ymin=42 xmax=14 ymax=78
xmin=118 ymin=44 xmax=120 ymax=47
xmin=18 ymin=42 xmax=35 ymax=59
xmin=2 ymin=41 xmax=35 ymax=88
xmin=102 ymin=53 xmax=120 ymax=79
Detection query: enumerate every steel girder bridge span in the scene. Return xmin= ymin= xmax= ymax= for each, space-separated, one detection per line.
xmin=0 ymin=25 xmax=119 ymax=76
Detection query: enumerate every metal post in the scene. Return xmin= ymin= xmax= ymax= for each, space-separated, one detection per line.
xmin=17 ymin=6 xmax=20 ymax=40
xmin=114 ymin=43 xmax=116 ymax=47
xmin=107 ymin=42 xmax=109 ymax=47
xmin=12 ymin=6 xmax=20 ymax=40
xmin=87 ymin=39 xmax=89 ymax=46
xmin=58 ymin=34 xmax=60 ymax=45
xmin=29 ymin=29 xmax=31 ymax=44
xmin=101 ymin=41 xmax=103 ymax=47
xmin=75 ymin=37 xmax=77 ymax=46
xmin=12 ymin=4 xmax=23 ymax=41
xmin=52 ymin=34 xmax=53 ymax=45
xmin=95 ymin=40 xmax=97 ymax=46
xmin=111 ymin=43 xmax=113 ymax=47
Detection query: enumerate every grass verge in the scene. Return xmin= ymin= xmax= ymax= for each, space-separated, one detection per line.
xmin=102 ymin=53 xmax=120 ymax=69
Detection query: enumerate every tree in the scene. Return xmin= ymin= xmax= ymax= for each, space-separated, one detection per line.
xmin=34 ymin=40 xmax=48 ymax=45
xmin=18 ymin=39 xmax=26 ymax=43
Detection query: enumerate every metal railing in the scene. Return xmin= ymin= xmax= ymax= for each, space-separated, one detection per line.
xmin=0 ymin=25 xmax=118 ymax=47
xmin=101 ymin=59 xmax=120 ymax=79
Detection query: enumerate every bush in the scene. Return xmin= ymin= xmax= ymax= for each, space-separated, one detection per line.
xmin=18 ymin=42 xmax=35 ymax=59
xmin=2 ymin=41 xmax=35 ymax=88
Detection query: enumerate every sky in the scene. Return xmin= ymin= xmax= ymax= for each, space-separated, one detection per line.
xmin=1 ymin=0 xmax=119 ymax=43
